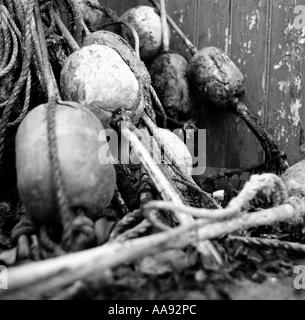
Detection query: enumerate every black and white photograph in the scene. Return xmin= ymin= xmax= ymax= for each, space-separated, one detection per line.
xmin=0 ymin=0 xmax=305 ymax=303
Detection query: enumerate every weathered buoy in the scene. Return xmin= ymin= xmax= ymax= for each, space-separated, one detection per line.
xmin=16 ymin=102 xmax=116 ymax=223
xmin=187 ymin=47 xmax=245 ymax=110
xmin=149 ymin=0 xmax=192 ymax=121
xmin=83 ymin=30 xmax=151 ymax=87
xmin=121 ymin=6 xmax=169 ymax=62
xmin=60 ymin=44 xmax=142 ymax=126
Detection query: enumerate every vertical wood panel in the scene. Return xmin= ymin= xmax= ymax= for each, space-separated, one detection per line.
xmin=268 ymin=0 xmax=305 ymax=165
xmin=226 ymin=0 xmax=269 ymax=169
xmin=196 ymin=0 xmax=231 ymax=170
xmin=164 ymin=0 xmax=198 ymax=60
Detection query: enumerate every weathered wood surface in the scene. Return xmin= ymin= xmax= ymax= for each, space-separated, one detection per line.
xmin=99 ymin=0 xmax=305 ymax=171
xmin=196 ymin=0 xmax=230 ymax=170
xmin=226 ymin=0 xmax=269 ymax=169
xmin=267 ymin=0 xmax=305 ymax=166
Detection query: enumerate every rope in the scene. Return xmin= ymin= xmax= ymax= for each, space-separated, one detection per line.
xmin=136 ymin=170 xmax=155 ymax=205
xmin=3 ymin=0 xmax=13 ymax=16
xmin=109 ymin=209 xmax=143 ymax=240
xmin=228 ymin=236 xmax=305 ymax=254
xmin=99 ymin=21 xmax=141 ymax=57
xmin=8 ymin=69 xmax=31 ymax=127
xmin=12 ymin=0 xmax=25 ymax=31
xmin=61 ymin=212 xmax=95 ymax=252
xmin=11 ymin=211 xmax=38 ymax=244
xmin=150 ymin=85 xmax=167 ymax=128
xmin=114 ymin=219 xmax=152 ymax=243
xmin=33 ymin=0 xmax=95 ymax=253
xmin=39 ymin=226 xmax=66 ymax=257
xmin=0 ymin=0 xmax=33 ymax=168
xmin=112 ymin=188 xmax=129 ymax=218
xmin=172 ymin=177 xmax=215 ymax=200
xmin=46 ymin=97 xmax=74 ymax=249
xmin=0 ymin=9 xmax=11 ymax=68
xmin=2 ymin=4 xmax=22 ymax=38
xmin=0 ymin=28 xmax=4 ymax=64
xmin=45 ymin=78 xmax=95 ymax=254
xmin=44 ymin=5 xmax=56 ymax=38
xmin=0 ymin=5 xmax=23 ymax=75
xmin=144 ymin=209 xmax=171 ymax=232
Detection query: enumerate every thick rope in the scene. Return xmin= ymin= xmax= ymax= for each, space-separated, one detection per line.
xmin=0 ymin=6 xmax=19 ymax=79
xmin=149 ymin=85 xmax=167 ymax=128
xmin=33 ymin=0 xmax=74 ymax=252
xmin=3 ymin=0 xmax=13 ymax=15
xmin=46 ymin=97 xmax=74 ymax=250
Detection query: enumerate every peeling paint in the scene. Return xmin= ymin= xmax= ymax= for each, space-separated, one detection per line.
xmin=290 ymin=99 xmax=303 ymax=127
xmin=278 ymin=76 xmax=302 ymax=97
xmin=278 ymin=80 xmax=291 ymax=94
xmin=207 ymin=27 xmax=211 ymax=42
xmin=245 ymin=10 xmax=260 ymax=31
xmin=274 ymin=61 xmax=284 ymax=70
xmin=277 ymin=104 xmax=287 ymax=119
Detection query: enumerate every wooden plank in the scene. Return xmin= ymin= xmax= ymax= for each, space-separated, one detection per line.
xmin=164 ymin=0 xmax=198 ymax=60
xmin=196 ymin=0 xmax=231 ymax=170
xmin=225 ymin=0 xmax=269 ymax=169
xmin=267 ymin=0 xmax=305 ymax=166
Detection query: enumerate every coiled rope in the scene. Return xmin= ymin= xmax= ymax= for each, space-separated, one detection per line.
xmin=0 ymin=0 xmax=33 ymax=168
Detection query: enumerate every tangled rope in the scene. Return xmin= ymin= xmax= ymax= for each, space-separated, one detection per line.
xmin=0 ymin=6 xmax=19 ymax=78
xmin=0 ymin=0 xmax=33 ymax=168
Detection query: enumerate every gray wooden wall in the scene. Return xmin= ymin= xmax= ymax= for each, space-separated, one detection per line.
xmin=99 ymin=0 xmax=305 ymax=171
